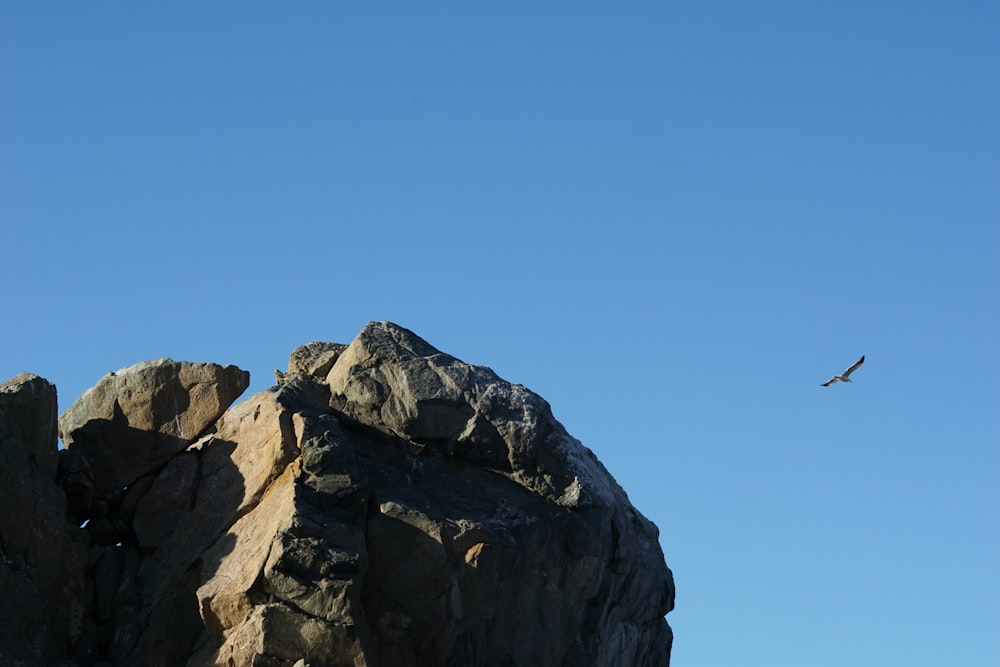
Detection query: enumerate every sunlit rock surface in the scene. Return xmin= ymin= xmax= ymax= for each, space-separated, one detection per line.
xmin=0 ymin=322 xmax=674 ymax=666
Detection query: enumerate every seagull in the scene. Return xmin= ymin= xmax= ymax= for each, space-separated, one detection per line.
xmin=821 ymin=355 xmax=865 ymax=386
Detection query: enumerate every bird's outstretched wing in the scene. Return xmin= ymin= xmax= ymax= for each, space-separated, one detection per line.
xmin=842 ymin=355 xmax=865 ymax=378
xmin=820 ymin=378 xmax=838 ymax=387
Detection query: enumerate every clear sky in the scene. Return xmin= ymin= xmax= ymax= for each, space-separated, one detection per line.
xmin=3 ymin=2 xmax=998 ymax=665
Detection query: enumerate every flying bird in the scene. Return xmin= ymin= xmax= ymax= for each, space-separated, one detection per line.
xmin=821 ymin=355 xmax=865 ymax=386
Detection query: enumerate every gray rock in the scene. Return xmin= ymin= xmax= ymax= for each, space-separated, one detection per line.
xmin=132 ymin=451 xmax=200 ymax=551
xmin=288 ymin=342 xmax=348 ymax=379
xmin=188 ymin=323 xmax=675 ymax=665
xmin=0 ymin=325 xmax=674 ymax=666
xmin=59 ymin=359 xmax=249 ymax=497
xmin=326 ymin=322 xmax=623 ymax=508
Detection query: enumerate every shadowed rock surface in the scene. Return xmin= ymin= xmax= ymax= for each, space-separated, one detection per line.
xmin=0 ymin=322 xmax=674 ymax=666
xmin=59 ymin=359 xmax=250 ymax=499
xmin=0 ymin=374 xmax=85 ymax=666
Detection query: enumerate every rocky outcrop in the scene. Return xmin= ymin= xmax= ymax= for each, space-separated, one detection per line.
xmin=287 ymin=342 xmax=347 ymax=379
xmin=0 ymin=322 xmax=674 ymax=666
xmin=0 ymin=374 xmax=85 ymax=666
xmin=59 ymin=359 xmax=250 ymax=499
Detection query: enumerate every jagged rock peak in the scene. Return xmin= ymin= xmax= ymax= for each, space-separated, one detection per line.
xmin=327 ymin=321 xmax=623 ymax=509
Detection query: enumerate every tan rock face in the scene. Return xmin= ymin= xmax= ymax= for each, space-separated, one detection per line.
xmin=0 ymin=323 xmax=674 ymax=666
xmin=287 ymin=342 xmax=348 ymax=379
xmin=59 ymin=359 xmax=250 ymax=498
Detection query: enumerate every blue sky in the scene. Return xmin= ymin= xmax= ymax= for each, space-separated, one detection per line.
xmin=3 ymin=2 xmax=998 ymax=665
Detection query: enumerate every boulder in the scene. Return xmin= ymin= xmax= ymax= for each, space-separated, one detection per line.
xmin=59 ymin=359 xmax=250 ymax=497
xmin=184 ymin=323 xmax=674 ymax=665
xmin=326 ymin=321 xmax=619 ymax=507
xmin=0 ymin=324 xmax=674 ymax=666
xmin=287 ymin=342 xmax=348 ymax=379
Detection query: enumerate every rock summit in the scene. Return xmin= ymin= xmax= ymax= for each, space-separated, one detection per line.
xmin=0 ymin=322 xmax=674 ymax=666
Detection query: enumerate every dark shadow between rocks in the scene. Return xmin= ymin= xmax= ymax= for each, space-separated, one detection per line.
xmin=64 ymin=408 xmax=195 ymax=518
xmin=65 ymin=435 xmax=244 ymax=666
xmin=136 ymin=437 xmax=243 ymax=666
xmin=362 ymin=507 xmax=470 ymax=667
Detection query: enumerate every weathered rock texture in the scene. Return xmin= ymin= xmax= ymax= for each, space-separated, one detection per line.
xmin=0 ymin=323 xmax=674 ymax=666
